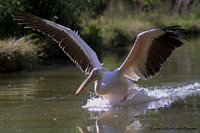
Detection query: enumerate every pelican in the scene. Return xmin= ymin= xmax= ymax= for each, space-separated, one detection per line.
xmin=12 ymin=10 xmax=190 ymax=102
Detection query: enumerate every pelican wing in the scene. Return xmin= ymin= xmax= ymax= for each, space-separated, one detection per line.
xmin=118 ymin=26 xmax=190 ymax=81
xmin=12 ymin=10 xmax=102 ymax=74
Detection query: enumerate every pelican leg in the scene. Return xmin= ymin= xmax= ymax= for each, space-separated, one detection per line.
xmin=120 ymin=91 xmax=128 ymax=102
xmin=120 ymin=82 xmax=142 ymax=102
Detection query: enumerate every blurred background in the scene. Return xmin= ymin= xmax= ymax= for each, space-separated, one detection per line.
xmin=0 ymin=0 xmax=199 ymax=72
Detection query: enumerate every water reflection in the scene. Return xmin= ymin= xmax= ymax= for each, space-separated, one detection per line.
xmin=77 ymin=82 xmax=200 ymax=133
xmin=77 ymin=105 xmax=149 ymax=133
xmin=0 ymin=74 xmax=38 ymax=100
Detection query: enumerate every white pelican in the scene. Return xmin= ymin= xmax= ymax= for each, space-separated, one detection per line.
xmin=12 ymin=10 xmax=190 ymax=102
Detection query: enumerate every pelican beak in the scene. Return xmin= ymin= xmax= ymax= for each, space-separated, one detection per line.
xmin=75 ymin=73 xmax=98 ymax=97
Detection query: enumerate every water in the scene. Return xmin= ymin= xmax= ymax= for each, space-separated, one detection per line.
xmin=0 ymin=36 xmax=200 ymax=132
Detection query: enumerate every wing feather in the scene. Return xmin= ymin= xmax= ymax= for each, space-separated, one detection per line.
xmin=12 ymin=10 xmax=102 ymax=74
xmin=118 ymin=26 xmax=190 ymax=81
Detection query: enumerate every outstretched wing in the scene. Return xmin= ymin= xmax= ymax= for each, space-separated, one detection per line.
xmin=118 ymin=26 xmax=190 ymax=81
xmin=12 ymin=10 xmax=102 ymax=74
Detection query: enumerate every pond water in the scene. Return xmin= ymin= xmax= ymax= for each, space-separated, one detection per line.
xmin=0 ymin=35 xmax=200 ymax=133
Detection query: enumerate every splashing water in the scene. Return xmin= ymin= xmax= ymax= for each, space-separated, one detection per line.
xmin=82 ymin=82 xmax=200 ymax=111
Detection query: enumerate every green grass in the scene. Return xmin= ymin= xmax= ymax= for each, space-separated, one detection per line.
xmin=0 ymin=36 xmax=40 ymax=72
xmin=80 ymin=7 xmax=200 ymax=48
xmin=81 ymin=14 xmax=153 ymax=48
xmin=138 ymin=9 xmax=200 ymax=33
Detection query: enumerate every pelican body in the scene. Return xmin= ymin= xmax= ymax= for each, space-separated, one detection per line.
xmin=12 ymin=10 xmax=190 ymax=102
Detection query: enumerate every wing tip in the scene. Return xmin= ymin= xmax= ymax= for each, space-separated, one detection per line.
xmin=143 ymin=25 xmax=190 ymax=79
xmin=120 ymin=25 xmax=190 ymax=81
xmin=161 ymin=26 xmax=191 ymax=41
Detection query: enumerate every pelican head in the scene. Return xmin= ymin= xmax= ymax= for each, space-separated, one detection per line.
xmin=75 ymin=68 xmax=102 ymax=96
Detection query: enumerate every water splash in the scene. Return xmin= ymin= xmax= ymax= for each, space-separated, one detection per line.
xmin=82 ymin=82 xmax=200 ymax=111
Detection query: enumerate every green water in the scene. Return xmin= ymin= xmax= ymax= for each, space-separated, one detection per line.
xmin=0 ymin=36 xmax=200 ymax=133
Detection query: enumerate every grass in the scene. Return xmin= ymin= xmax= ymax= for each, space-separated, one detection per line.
xmin=143 ymin=11 xmax=200 ymax=31
xmin=0 ymin=36 xmax=40 ymax=72
xmin=81 ymin=14 xmax=153 ymax=48
xmin=80 ymin=6 xmax=200 ymax=48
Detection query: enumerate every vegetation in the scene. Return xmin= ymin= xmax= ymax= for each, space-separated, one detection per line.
xmin=0 ymin=36 xmax=40 ymax=72
xmin=0 ymin=0 xmax=200 ymax=72
xmin=81 ymin=0 xmax=200 ymax=48
xmin=0 ymin=0 xmax=106 ymax=38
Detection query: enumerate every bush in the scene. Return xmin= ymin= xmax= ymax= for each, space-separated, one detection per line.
xmin=0 ymin=0 xmax=106 ymax=38
xmin=81 ymin=24 xmax=103 ymax=49
xmin=102 ymin=26 xmax=131 ymax=47
xmin=0 ymin=36 xmax=39 ymax=72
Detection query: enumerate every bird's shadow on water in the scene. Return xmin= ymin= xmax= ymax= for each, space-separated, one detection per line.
xmin=76 ymin=82 xmax=200 ymax=133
